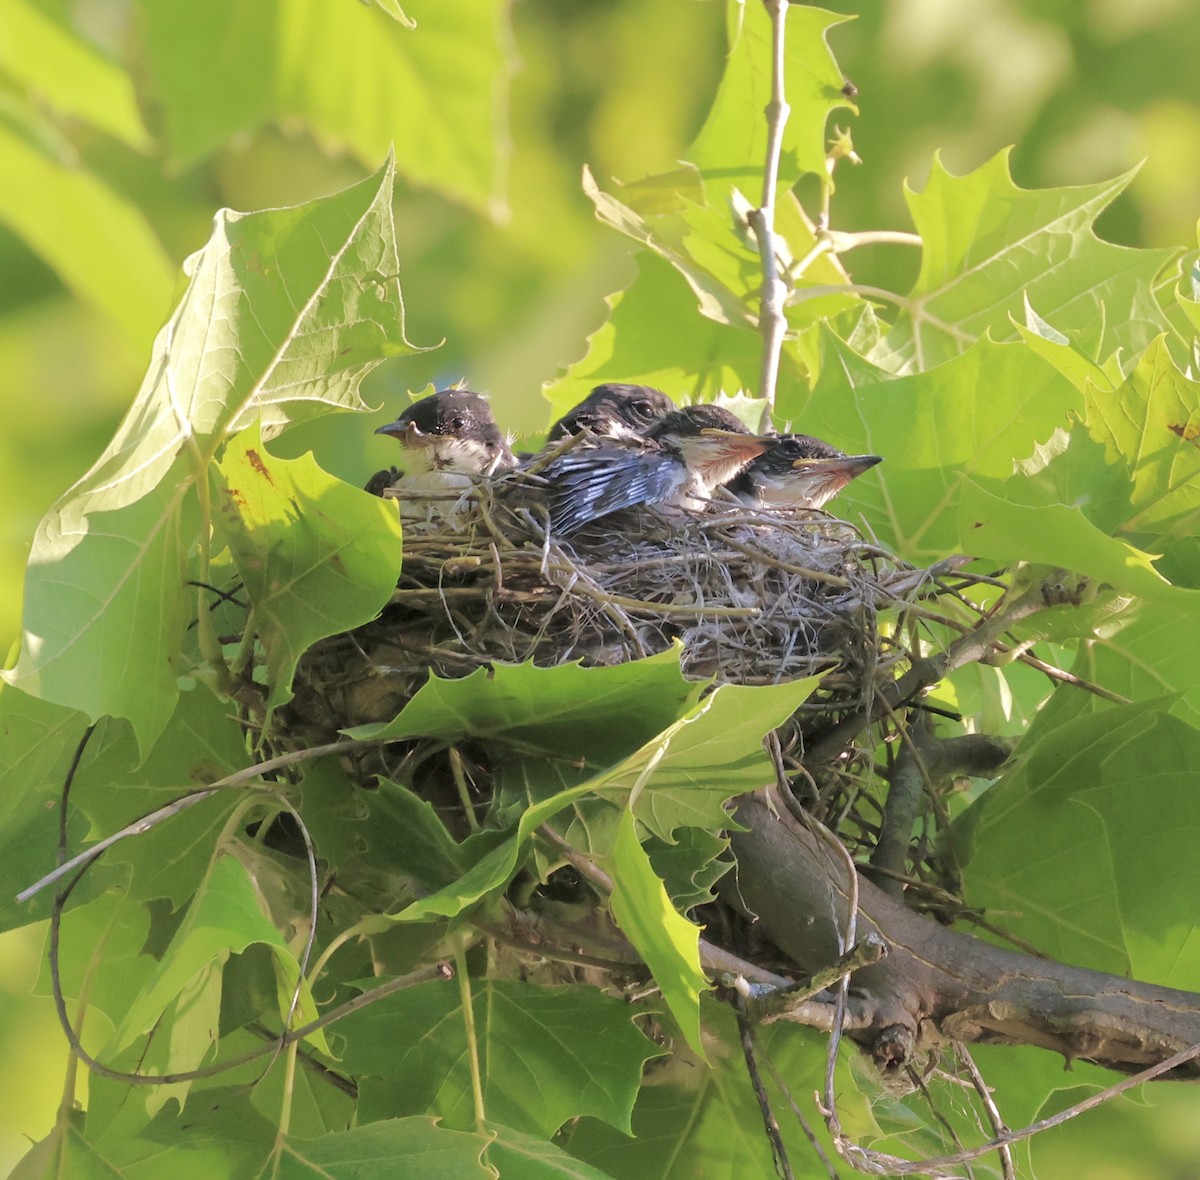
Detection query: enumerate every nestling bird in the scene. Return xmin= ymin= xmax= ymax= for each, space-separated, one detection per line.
xmin=372 ymin=389 xmax=516 ymax=499
xmin=548 ymin=383 xmax=676 ymax=443
xmin=727 ymin=434 xmax=882 ymax=509
xmin=545 ymin=403 xmax=772 ymax=534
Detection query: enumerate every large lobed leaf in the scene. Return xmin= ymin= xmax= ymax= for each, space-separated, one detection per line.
xmin=212 ymin=425 xmax=402 ymax=710
xmin=138 ymin=0 xmax=513 ymax=216
xmin=4 ymin=158 xmax=420 ymax=752
xmin=872 ymin=151 xmax=1179 ymax=373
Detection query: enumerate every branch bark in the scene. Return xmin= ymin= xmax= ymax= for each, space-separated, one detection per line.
xmin=726 ymin=788 xmax=1200 ymax=1079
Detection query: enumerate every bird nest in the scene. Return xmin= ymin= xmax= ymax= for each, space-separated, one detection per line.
xmin=286 ymin=481 xmax=942 ymax=767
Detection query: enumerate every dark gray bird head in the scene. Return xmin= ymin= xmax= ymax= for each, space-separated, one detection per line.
xmin=728 ymin=433 xmax=882 ymax=509
xmin=646 ymin=404 xmax=773 ymax=492
xmin=376 ymin=389 xmax=515 ymax=476
xmin=549 ymin=383 xmax=676 ymax=443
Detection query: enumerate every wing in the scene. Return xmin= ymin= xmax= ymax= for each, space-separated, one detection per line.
xmin=544 ymin=449 xmax=687 ymax=535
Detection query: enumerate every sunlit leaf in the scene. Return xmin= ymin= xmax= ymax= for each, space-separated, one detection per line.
xmin=688 ymin=2 xmax=853 ymax=189
xmin=607 ymin=810 xmax=707 ymax=1057
xmin=873 ymin=152 xmax=1179 ymax=372
xmin=4 ymin=159 xmax=418 ymax=750
xmin=212 ymin=425 xmax=402 ymax=710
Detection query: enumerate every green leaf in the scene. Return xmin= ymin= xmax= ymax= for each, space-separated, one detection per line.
xmin=4 ymin=158 xmax=418 ymax=751
xmin=615 ymin=677 xmax=821 ymax=839
xmin=0 ymin=123 xmax=174 ymax=348
xmin=346 ymin=648 xmax=705 ymax=764
xmin=276 ymin=1118 xmax=490 ymax=1179
xmin=483 ymin=1125 xmax=618 ymax=1180
xmin=564 ymin=999 xmax=848 ymax=1179
xmin=138 ymin=0 xmax=276 ymax=165
xmin=396 ymin=676 xmax=819 ymax=922
xmin=543 ymin=253 xmax=766 ymax=428
xmin=957 ymin=480 xmax=1193 ymax=604
xmin=0 ymin=682 xmax=95 ymax=931
xmin=110 ymin=854 xmax=326 ymax=1081
xmin=687 ymin=3 xmax=853 ymax=189
xmin=0 ymin=0 xmax=152 ymax=150
xmin=140 ymin=0 xmax=513 ymax=215
xmin=607 ymin=810 xmax=707 ymax=1058
xmin=279 ymin=0 xmax=513 ymax=218
xmin=796 ymin=336 xmax=1083 ymax=562
xmin=1084 ymin=335 xmax=1200 ymax=544
xmin=954 ymin=702 xmax=1200 ymax=987
xmin=873 ymin=152 xmax=1179 ymax=372
xmin=336 ymin=979 xmax=658 ymax=1136
xmin=212 ymin=425 xmax=402 ymax=709
xmin=3 ymin=477 xmax=194 ymax=752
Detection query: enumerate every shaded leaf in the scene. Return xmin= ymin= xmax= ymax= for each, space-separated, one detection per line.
xmin=276 ymin=1118 xmax=490 ymax=1179
xmin=110 ymin=854 xmax=327 ymax=1092
xmin=347 ymin=648 xmax=704 ymax=765
xmin=337 ymin=979 xmax=658 ymax=1136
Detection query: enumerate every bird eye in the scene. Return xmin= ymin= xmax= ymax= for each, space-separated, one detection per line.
xmin=450 ymin=415 xmax=466 ymax=431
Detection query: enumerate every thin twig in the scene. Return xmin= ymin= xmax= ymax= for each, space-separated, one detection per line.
xmin=750 ymin=0 xmax=792 ymax=431
xmin=18 ymin=739 xmax=383 ymax=903
xmin=953 ymin=1041 xmax=1015 ymax=1180
xmin=736 ymin=991 xmax=795 ymax=1180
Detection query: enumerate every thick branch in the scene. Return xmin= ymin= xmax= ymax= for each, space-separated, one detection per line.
xmin=726 ymin=790 xmax=1200 ymax=1079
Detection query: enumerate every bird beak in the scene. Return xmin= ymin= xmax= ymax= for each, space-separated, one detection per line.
xmin=697 ymin=428 xmax=773 ymax=462
xmin=793 ymin=454 xmax=882 ymax=477
xmin=376 ymin=419 xmax=426 ymax=446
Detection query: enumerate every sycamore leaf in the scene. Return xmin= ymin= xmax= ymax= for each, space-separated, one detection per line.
xmin=483 ymin=1126 xmax=617 ymax=1180
xmin=613 ymin=677 xmax=822 ymax=840
xmin=110 ymin=855 xmax=326 ymax=1080
xmin=563 ymin=998 xmax=847 ymax=1179
xmin=346 ymin=648 xmax=705 ymax=764
xmin=953 ymin=702 xmax=1200 ymax=987
xmin=0 ymin=683 xmax=96 ymax=931
xmin=797 ymin=336 xmax=1083 ymax=561
xmin=543 ymin=253 xmax=766 ymax=427
xmin=1084 ymin=336 xmax=1200 ymax=544
xmin=872 ymin=151 xmax=1179 ymax=373
xmin=394 ymin=676 xmax=817 ymax=922
xmin=608 ymin=810 xmax=707 ymax=1058
xmin=212 ymin=426 xmax=402 ymax=710
xmin=141 ymin=0 xmax=512 ymax=215
xmin=276 ymin=1118 xmax=490 ymax=1179
xmin=4 ymin=159 xmax=418 ymax=752
xmin=336 ymin=979 xmax=658 ymax=1137
xmin=688 ymin=2 xmax=853 ymax=189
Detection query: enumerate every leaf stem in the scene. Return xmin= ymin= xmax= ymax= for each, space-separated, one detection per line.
xmin=454 ymin=942 xmax=487 ymax=1132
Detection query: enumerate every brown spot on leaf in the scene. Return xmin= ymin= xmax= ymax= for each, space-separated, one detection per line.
xmin=246 ymin=449 xmax=275 ymax=483
xmin=1168 ymin=422 xmax=1200 ymax=444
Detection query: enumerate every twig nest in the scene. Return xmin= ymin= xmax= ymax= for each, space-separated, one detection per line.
xmin=287 ymin=484 xmax=926 ymax=746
